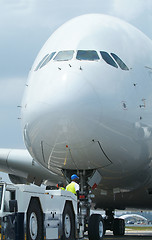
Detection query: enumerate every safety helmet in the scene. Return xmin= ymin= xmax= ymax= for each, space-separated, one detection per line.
xmin=71 ymin=174 xmax=79 ymax=180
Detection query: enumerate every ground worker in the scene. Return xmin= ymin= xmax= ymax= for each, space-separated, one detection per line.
xmin=57 ymin=181 xmax=65 ymax=190
xmin=66 ymin=174 xmax=79 ymax=196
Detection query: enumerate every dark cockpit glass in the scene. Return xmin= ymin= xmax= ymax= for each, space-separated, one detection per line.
xmin=53 ymin=50 xmax=74 ymax=61
xmin=111 ymin=53 xmax=129 ymax=70
xmin=100 ymin=51 xmax=118 ymax=68
xmin=76 ymin=50 xmax=100 ymax=61
xmin=35 ymin=54 xmax=49 ymax=71
xmin=40 ymin=52 xmax=56 ymax=69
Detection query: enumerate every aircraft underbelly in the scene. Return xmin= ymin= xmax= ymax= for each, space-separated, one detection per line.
xmin=93 ymin=183 xmax=152 ymax=210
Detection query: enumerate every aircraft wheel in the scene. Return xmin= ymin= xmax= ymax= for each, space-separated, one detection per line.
xmin=27 ymin=198 xmax=43 ymax=240
xmin=88 ymin=214 xmax=104 ymax=240
xmin=113 ymin=218 xmax=125 ymax=236
xmin=62 ymin=202 xmax=75 ymax=240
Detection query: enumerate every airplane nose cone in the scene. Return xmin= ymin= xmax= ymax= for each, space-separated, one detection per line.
xmin=22 ymin=66 xmax=106 ymax=170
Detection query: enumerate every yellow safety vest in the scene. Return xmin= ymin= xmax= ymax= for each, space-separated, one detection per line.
xmin=60 ymin=187 xmax=65 ymax=190
xmin=66 ymin=182 xmax=76 ymax=195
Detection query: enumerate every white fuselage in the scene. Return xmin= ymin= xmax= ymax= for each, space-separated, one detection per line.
xmin=21 ymin=14 xmax=152 ymax=208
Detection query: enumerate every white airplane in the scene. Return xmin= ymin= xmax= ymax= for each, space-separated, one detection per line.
xmin=1 ymin=13 xmax=152 ymax=237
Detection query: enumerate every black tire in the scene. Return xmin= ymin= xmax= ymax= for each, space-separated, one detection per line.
xmin=88 ymin=214 xmax=104 ymax=240
xmin=113 ymin=218 xmax=125 ymax=236
xmin=26 ymin=198 xmax=44 ymax=240
xmin=62 ymin=202 xmax=75 ymax=240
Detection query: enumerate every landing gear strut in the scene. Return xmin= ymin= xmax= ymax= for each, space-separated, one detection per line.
xmin=77 ymin=170 xmax=92 ymax=238
xmin=63 ymin=169 xmax=104 ymax=239
xmin=78 ymin=170 xmax=104 ymax=240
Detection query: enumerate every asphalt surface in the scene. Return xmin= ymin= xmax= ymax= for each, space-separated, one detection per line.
xmin=84 ymin=230 xmax=152 ymax=240
xmin=103 ymin=230 xmax=152 ymax=240
xmin=104 ymin=236 xmax=152 ymax=240
xmin=83 ymin=230 xmax=152 ymax=240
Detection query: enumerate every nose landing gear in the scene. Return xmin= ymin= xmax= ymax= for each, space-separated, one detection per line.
xmin=78 ymin=170 xmax=105 ymax=239
xmin=63 ymin=169 xmax=104 ymax=239
xmin=63 ymin=169 xmax=126 ymax=239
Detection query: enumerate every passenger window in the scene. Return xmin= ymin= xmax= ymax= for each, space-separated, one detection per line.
xmin=40 ymin=52 xmax=56 ymax=69
xmin=53 ymin=50 xmax=74 ymax=61
xmin=34 ymin=54 xmax=49 ymax=71
xmin=100 ymin=51 xmax=118 ymax=68
xmin=111 ymin=53 xmax=129 ymax=70
xmin=76 ymin=50 xmax=100 ymax=61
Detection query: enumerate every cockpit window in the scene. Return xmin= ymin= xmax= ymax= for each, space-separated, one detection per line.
xmin=111 ymin=53 xmax=129 ymax=70
xmin=40 ymin=52 xmax=56 ymax=69
xmin=76 ymin=50 xmax=100 ymax=61
xmin=100 ymin=51 xmax=118 ymax=68
xmin=35 ymin=54 xmax=49 ymax=71
xmin=53 ymin=50 xmax=74 ymax=61
xmin=34 ymin=50 xmax=129 ymax=72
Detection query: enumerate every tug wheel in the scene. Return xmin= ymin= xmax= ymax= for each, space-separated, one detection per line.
xmin=27 ymin=198 xmax=43 ymax=240
xmin=62 ymin=202 xmax=75 ymax=240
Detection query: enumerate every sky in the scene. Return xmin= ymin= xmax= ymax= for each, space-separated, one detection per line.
xmin=0 ymin=0 xmax=152 ymax=150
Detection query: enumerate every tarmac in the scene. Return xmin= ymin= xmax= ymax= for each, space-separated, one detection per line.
xmin=0 ymin=229 xmax=151 ymax=240
xmin=83 ymin=230 xmax=152 ymax=240
xmin=104 ymin=237 xmax=152 ymax=240
xmin=103 ymin=229 xmax=152 ymax=240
